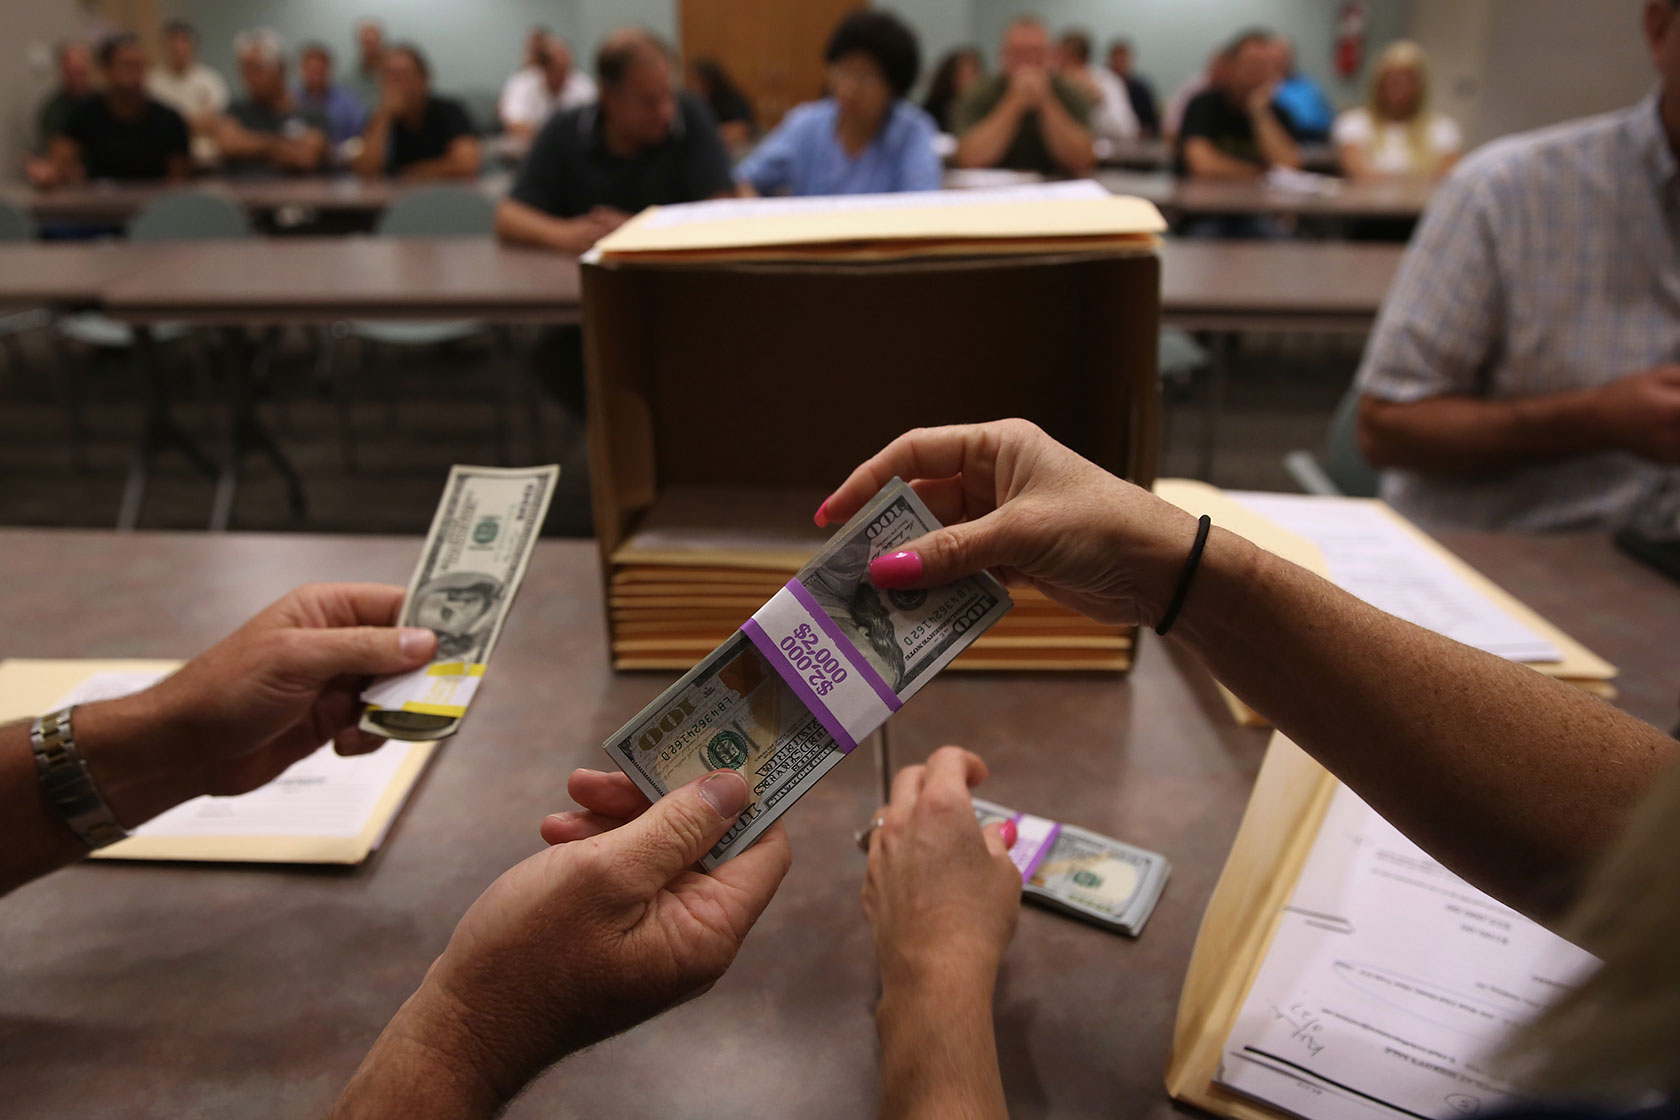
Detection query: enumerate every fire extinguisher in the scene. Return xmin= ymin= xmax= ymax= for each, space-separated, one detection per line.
xmin=1336 ymin=1 xmax=1368 ymax=80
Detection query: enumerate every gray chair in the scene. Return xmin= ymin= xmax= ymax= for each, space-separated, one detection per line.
xmin=0 ymin=200 xmax=36 ymax=241
xmin=1283 ymin=382 xmax=1382 ymax=498
xmin=337 ymin=185 xmax=515 ymax=464
xmin=0 ymin=201 xmax=49 ymax=377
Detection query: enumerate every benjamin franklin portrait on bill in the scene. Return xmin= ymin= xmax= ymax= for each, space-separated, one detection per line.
xmin=800 ymin=533 xmax=909 ymax=691
xmin=410 ymin=570 xmax=504 ymax=662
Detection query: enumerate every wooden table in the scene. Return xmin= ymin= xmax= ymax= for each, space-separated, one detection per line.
xmin=1100 ymin=170 xmax=1435 ymax=222
xmin=1102 ymin=138 xmax=1338 ymax=174
xmin=0 ymin=242 xmax=169 ymax=307
xmin=0 ymin=528 xmax=1671 ymax=1118
xmin=101 ymin=238 xmax=582 ymax=326
xmin=9 ymin=174 xmax=512 ymax=228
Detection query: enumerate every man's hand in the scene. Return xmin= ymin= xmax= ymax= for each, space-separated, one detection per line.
xmin=331 ymin=768 xmax=792 ymax=1116
xmin=1591 ymin=365 xmax=1680 ymax=463
xmin=551 ymin=206 xmax=630 ymax=253
xmin=24 ymin=156 xmax=58 ymax=189
xmin=1007 ymin=66 xmax=1051 ymax=109
xmin=1247 ymin=81 xmax=1281 ymax=117
xmin=86 ymin=582 xmax=436 ymax=826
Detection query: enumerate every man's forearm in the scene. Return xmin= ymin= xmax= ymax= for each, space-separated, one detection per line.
xmin=352 ymin=116 xmax=391 ymax=177
xmin=954 ymin=101 xmax=1024 ymax=168
xmin=1037 ymin=98 xmax=1095 ymax=175
xmin=1172 ymin=530 xmax=1677 ymax=926
xmin=1253 ymin=108 xmax=1301 ymax=169
xmin=1184 ymin=138 xmax=1262 ymax=181
xmin=495 ymin=199 xmax=579 ymax=251
xmin=331 ymin=986 xmax=508 ymax=1120
xmin=878 ymin=974 xmax=1007 ymax=1120
xmin=1358 ymin=390 xmax=1608 ymax=474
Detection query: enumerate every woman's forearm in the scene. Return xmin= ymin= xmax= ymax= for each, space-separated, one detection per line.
xmin=1170 ymin=529 xmax=1677 ymax=921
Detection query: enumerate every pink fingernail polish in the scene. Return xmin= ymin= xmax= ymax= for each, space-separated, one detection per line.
xmin=813 ymin=498 xmax=830 ymax=528
xmin=1000 ymin=820 xmax=1018 ymax=849
xmin=869 ymin=551 xmax=923 ymax=588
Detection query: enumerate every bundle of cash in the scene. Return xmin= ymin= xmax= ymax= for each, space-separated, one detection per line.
xmin=604 ymin=478 xmax=1013 ymax=868
xmin=973 ymin=797 xmax=1170 ymax=936
xmin=360 ymin=464 xmax=559 ymax=741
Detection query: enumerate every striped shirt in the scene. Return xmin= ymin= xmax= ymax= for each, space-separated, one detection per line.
xmin=1356 ymin=92 xmax=1680 ymax=532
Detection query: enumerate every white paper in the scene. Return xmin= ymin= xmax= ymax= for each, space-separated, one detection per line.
xmin=1230 ymin=493 xmax=1562 ymax=662
xmin=1216 ymin=784 xmax=1598 ymax=1120
xmin=638 ymin=178 xmax=1110 ymax=230
xmin=53 ymin=671 xmax=409 ymax=841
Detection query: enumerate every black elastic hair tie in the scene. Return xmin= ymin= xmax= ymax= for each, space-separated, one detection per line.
xmin=1154 ymin=515 xmax=1212 ymax=637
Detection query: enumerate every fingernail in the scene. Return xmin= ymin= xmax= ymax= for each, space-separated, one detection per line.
xmin=813 ymin=498 xmax=831 ymax=528
xmin=399 ymin=627 xmax=435 ymax=657
xmin=697 ymin=770 xmax=749 ymax=819
xmin=1000 ymin=820 xmax=1018 ymax=849
xmin=869 ymin=551 xmax=923 ymax=588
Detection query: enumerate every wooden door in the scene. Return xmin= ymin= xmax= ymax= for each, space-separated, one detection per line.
xmin=680 ymin=0 xmax=863 ymax=131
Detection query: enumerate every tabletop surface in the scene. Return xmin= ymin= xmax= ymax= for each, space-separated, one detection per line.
xmin=1158 ymin=240 xmax=1404 ymax=316
xmin=0 ymin=241 xmax=170 ymax=303
xmin=1099 ymin=170 xmax=1436 ymax=218
xmin=0 ymin=526 xmax=1672 ymax=1119
xmin=9 ymin=174 xmax=511 ymax=223
xmin=97 ymin=238 xmax=582 ymax=320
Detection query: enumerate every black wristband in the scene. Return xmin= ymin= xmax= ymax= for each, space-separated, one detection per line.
xmin=1154 ymin=515 xmax=1211 ymax=637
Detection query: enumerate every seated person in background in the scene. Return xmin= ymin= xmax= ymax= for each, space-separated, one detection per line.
xmin=1176 ymin=29 xmax=1301 ymax=179
xmin=28 ymin=34 xmax=190 ymax=187
xmin=215 ymin=29 xmax=328 ymax=178
xmin=1054 ymin=28 xmax=1139 ymax=145
xmin=496 ymin=29 xmax=732 ymax=254
xmin=688 ymin=57 xmax=757 ymax=155
xmin=1107 ymin=39 xmax=1160 ymax=138
xmin=1162 ymin=48 xmax=1230 ymax=142
xmin=351 ymin=18 xmax=386 ymax=107
xmin=146 ymin=19 xmax=227 ymax=163
xmin=499 ymin=33 xmax=596 ymax=139
xmin=352 ymin=44 xmax=480 ymax=181
xmin=736 ymin=10 xmax=940 ymax=197
xmin=953 ymin=16 xmax=1094 ymax=176
xmin=1334 ymin=40 xmax=1461 ymax=181
xmin=296 ymin=41 xmax=366 ymax=148
xmin=1267 ymin=35 xmax=1334 ymax=142
xmin=1357 ymin=0 xmax=1680 ymax=532
xmin=921 ymin=46 xmax=983 ymax=135
xmin=36 ymin=41 xmax=96 ymax=154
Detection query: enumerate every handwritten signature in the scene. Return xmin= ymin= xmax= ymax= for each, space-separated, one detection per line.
xmin=1266 ymin=1002 xmax=1327 ymax=1057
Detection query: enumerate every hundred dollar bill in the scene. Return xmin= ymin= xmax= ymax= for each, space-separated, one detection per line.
xmin=360 ymin=464 xmax=559 ymax=741
xmin=973 ymin=797 xmax=1170 ymax=936
xmin=604 ymin=478 xmax=1012 ymax=868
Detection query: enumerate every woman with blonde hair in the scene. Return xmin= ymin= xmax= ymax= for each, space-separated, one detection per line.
xmin=1335 ymin=39 xmax=1463 ymax=180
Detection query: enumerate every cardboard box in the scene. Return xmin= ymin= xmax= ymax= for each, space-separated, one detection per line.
xmin=582 ymin=249 xmax=1161 ymax=671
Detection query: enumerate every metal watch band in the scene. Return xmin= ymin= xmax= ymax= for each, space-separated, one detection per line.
xmin=30 ymin=706 xmax=129 ymax=851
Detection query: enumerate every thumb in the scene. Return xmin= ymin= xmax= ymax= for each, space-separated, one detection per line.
xmin=609 ymin=770 xmax=750 ymax=895
xmin=281 ymin=625 xmax=437 ymax=681
xmin=867 ymin=512 xmax=1027 ymax=590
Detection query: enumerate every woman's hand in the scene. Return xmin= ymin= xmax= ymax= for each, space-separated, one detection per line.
xmin=863 ymin=746 xmax=1022 ymax=992
xmin=80 ymin=582 xmax=437 ymax=828
xmin=816 ymin=419 xmax=1198 ymax=626
xmin=332 ymin=769 xmax=793 ymax=1117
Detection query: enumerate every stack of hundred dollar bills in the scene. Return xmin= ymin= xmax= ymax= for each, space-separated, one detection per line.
xmin=973 ymin=797 xmax=1170 ymax=936
xmin=604 ymin=479 xmax=1012 ymax=868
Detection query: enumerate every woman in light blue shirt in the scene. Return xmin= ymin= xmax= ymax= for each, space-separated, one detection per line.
xmin=736 ymin=9 xmax=942 ymax=197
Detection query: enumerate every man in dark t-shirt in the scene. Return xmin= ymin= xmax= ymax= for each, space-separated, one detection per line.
xmin=35 ymin=41 xmax=96 ymax=153
xmin=496 ymin=27 xmax=732 ymax=255
xmin=1175 ymin=29 xmax=1301 ymax=178
xmin=351 ymin=43 xmax=480 ymax=180
xmin=28 ymin=34 xmax=190 ymax=186
xmin=214 ymin=30 xmax=328 ymax=178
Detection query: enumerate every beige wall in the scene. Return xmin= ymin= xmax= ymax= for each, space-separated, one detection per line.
xmin=0 ymin=0 xmax=94 ymax=179
xmin=1410 ymin=0 xmax=1656 ymax=149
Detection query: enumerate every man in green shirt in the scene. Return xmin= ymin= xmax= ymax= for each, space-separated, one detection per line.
xmin=953 ymin=16 xmax=1094 ymax=176
xmin=36 ymin=41 xmax=95 ymax=153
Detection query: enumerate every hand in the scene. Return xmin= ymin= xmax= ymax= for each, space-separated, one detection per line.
xmin=864 ymin=747 xmax=1022 ymax=993
xmin=1007 ymin=66 xmax=1051 ymax=109
xmin=551 ymin=206 xmax=630 ymax=253
xmin=359 ymin=768 xmax=791 ymax=1108
xmin=1591 ymin=365 xmax=1680 ymax=463
xmin=379 ymin=84 xmax=407 ymax=118
xmin=815 ymin=419 xmax=1199 ymax=627
xmin=24 ymin=156 xmax=58 ymax=189
xmin=81 ymin=582 xmax=437 ymax=827
xmin=1247 ymin=81 xmax=1280 ymax=116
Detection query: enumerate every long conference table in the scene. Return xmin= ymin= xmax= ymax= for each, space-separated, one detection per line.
xmin=0 ymin=527 xmax=1673 ymax=1118
xmin=9 ymin=168 xmax=1433 ymax=229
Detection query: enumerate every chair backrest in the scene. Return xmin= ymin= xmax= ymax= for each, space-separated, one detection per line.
xmin=1322 ymin=382 xmax=1382 ymax=498
xmin=0 ymin=201 xmax=36 ymax=242
xmin=128 ymin=190 xmax=252 ymax=242
xmin=377 ymin=185 xmax=496 ymax=237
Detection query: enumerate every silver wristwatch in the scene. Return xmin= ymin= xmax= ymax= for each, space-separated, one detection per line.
xmin=30 ymin=706 xmax=129 ymax=850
